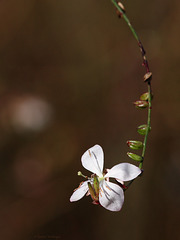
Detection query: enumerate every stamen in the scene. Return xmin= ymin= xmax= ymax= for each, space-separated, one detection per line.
xmin=77 ymin=171 xmax=88 ymax=179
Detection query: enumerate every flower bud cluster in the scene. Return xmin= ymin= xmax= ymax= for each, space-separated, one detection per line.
xmin=127 ymin=71 xmax=152 ymax=164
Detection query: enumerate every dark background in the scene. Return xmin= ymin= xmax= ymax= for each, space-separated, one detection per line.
xmin=0 ymin=0 xmax=179 ymax=239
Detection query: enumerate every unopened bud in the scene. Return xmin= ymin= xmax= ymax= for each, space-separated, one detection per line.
xmin=140 ymin=92 xmax=149 ymax=101
xmin=134 ymin=100 xmax=148 ymax=108
xmin=127 ymin=140 xmax=143 ymax=150
xmin=144 ymin=72 xmax=152 ymax=82
xmin=127 ymin=152 xmax=143 ymax=162
xmin=116 ymin=9 xmax=123 ymax=18
xmin=117 ymin=2 xmax=126 ymax=12
xmin=137 ymin=124 xmax=149 ymax=135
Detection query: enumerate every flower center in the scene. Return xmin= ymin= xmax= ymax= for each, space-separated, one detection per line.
xmin=98 ymin=176 xmax=105 ymax=182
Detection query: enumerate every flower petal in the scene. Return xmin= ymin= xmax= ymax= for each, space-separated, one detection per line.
xmin=104 ymin=163 xmax=141 ymax=181
xmin=99 ymin=180 xmax=124 ymax=211
xmin=81 ymin=145 xmax=104 ymax=177
xmin=70 ymin=181 xmax=89 ymax=202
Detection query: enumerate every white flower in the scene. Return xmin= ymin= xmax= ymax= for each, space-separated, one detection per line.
xmin=70 ymin=144 xmax=141 ymax=211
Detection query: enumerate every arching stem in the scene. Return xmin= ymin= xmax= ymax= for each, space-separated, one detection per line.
xmin=111 ymin=1 xmax=152 ymax=181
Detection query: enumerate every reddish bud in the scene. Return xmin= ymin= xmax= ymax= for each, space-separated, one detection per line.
xmin=116 ymin=10 xmax=123 ymax=18
xmin=127 ymin=140 xmax=143 ymax=150
xmin=134 ymin=100 xmax=148 ymax=108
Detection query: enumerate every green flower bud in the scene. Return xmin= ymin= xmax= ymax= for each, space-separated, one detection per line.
xmin=140 ymin=92 xmax=149 ymax=101
xmin=134 ymin=100 xmax=148 ymax=108
xmin=127 ymin=140 xmax=143 ymax=150
xmin=127 ymin=152 xmax=143 ymax=161
xmin=137 ymin=124 xmax=147 ymax=135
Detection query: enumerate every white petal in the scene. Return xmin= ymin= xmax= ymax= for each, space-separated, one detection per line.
xmin=70 ymin=181 xmax=89 ymax=202
xmin=99 ymin=180 xmax=124 ymax=211
xmin=104 ymin=163 xmax=141 ymax=182
xmin=81 ymin=145 xmax=104 ymax=177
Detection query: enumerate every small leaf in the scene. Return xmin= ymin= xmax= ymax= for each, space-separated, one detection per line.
xmin=127 ymin=152 xmax=142 ymax=161
xmin=127 ymin=140 xmax=143 ymax=150
xmin=140 ymin=92 xmax=149 ymax=101
xmin=134 ymin=100 xmax=148 ymax=108
xmin=137 ymin=124 xmax=148 ymax=135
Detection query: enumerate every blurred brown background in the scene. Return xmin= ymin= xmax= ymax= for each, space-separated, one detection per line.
xmin=0 ymin=0 xmax=179 ymax=239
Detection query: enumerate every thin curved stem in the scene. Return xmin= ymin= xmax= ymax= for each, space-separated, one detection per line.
xmin=139 ymin=84 xmax=152 ymax=169
xmin=111 ymin=1 xmax=152 ymax=172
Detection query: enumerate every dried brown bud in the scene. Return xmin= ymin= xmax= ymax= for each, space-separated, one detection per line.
xmin=144 ymin=72 xmax=152 ymax=82
xmin=116 ymin=9 xmax=123 ymax=18
xmin=117 ymin=2 xmax=126 ymax=12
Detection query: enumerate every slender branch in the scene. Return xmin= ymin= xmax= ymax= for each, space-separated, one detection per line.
xmin=111 ymin=1 xmax=152 ymax=178
xmin=139 ymin=84 xmax=152 ymax=169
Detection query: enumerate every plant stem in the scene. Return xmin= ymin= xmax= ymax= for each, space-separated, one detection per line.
xmin=111 ymin=1 xmax=139 ymax=41
xmin=139 ymin=84 xmax=152 ymax=169
xmin=111 ymin=1 xmax=152 ymax=171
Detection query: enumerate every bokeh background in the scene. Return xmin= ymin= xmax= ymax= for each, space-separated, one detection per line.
xmin=0 ymin=0 xmax=179 ymax=239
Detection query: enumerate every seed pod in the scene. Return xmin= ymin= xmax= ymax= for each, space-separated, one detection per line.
xmin=127 ymin=140 xmax=143 ymax=150
xmin=127 ymin=152 xmax=143 ymax=161
xmin=137 ymin=124 xmax=148 ymax=135
xmin=144 ymin=72 xmax=152 ymax=82
xmin=134 ymin=100 xmax=148 ymax=108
